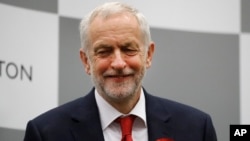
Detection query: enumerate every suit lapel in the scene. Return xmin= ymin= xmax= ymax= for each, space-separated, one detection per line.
xmin=145 ymin=91 xmax=175 ymax=141
xmin=70 ymin=89 xmax=105 ymax=141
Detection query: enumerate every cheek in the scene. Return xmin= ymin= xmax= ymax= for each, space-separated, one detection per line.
xmin=91 ymin=58 xmax=110 ymax=74
xmin=127 ymin=55 xmax=146 ymax=70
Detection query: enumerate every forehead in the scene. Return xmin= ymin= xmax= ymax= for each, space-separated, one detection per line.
xmin=89 ymin=13 xmax=141 ymax=40
xmin=87 ymin=13 xmax=143 ymax=51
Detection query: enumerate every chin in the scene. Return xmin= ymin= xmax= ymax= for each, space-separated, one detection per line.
xmin=105 ymin=84 xmax=139 ymax=99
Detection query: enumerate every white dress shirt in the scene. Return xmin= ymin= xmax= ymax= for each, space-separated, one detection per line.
xmin=95 ymin=88 xmax=148 ymax=141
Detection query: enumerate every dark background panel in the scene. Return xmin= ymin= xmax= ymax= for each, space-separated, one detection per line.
xmin=242 ymin=0 xmax=250 ymax=33
xmin=0 ymin=0 xmax=57 ymax=13
xmin=59 ymin=16 xmax=92 ymax=105
xmin=0 ymin=127 xmax=25 ymax=141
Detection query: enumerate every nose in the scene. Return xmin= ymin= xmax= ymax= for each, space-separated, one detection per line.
xmin=111 ymin=50 xmax=126 ymax=70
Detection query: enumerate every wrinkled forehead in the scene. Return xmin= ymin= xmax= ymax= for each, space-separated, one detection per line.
xmin=89 ymin=12 xmax=142 ymax=39
xmin=89 ymin=14 xmax=142 ymax=47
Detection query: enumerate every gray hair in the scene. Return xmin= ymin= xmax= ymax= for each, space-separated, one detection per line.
xmin=79 ymin=2 xmax=152 ymax=53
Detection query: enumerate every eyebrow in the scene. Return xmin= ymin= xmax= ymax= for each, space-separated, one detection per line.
xmin=94 ymin=44 xmax=113 ymax=52
xmin=120 ymin=42 xmax=132 ymax=47
xmin=120 ymin=42 xmax=139 ymax=49
xmin=93 ymin=40 xmax=140 ymax=52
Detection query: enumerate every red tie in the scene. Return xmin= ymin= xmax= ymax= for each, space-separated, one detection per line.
xmin=117 ymin=115 xmax=136 ymax=141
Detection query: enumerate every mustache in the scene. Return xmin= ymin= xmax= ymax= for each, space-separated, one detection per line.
xmin=103 ymin=69 xmax=135 ymax=77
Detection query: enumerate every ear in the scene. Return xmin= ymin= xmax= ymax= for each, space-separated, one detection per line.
xmin=79 ymin=48 xmax=91 ymax=75
xmin=146 ymin=42 xmax=155 ymax=69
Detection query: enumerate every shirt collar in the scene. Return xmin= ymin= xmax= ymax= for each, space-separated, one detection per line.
xmin=95 ymin=88 xmax=147 ymax=130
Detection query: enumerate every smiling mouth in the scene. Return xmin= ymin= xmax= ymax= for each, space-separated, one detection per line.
xmin=105 ymin=74 xmax=132 ymax=81
xmin=107 ymin=74 xmax=131 ymax=78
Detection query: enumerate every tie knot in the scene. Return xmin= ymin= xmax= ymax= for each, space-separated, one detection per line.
xmin=117 ymin=115 xmax=136 ymax=137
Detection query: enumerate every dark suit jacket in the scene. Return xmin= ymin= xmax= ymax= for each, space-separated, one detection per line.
xmin=24 ymin=88 xmax=217 ymax=141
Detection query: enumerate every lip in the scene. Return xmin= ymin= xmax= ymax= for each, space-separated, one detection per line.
xmin=105 ymin=75 xmax=132 ymax=82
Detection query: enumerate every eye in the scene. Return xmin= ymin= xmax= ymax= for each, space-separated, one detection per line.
xmin=96 ymin=49 xmax=112 ymax=57
xmin=94 ymin=46 xmax=113 ymax=58
xmin=122 ymin=47 xmax=139 ymax=56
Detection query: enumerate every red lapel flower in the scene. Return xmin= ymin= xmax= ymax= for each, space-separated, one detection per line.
xmin=156 ymin=137 xmax=174 ymax=141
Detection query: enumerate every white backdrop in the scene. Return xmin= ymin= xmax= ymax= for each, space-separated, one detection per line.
xmin=0 ymin=4 xmax=58 ymax=129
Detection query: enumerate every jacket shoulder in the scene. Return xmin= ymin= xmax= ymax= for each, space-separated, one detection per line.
xmin=145 ymin=92 xmax=210 ymax=119
xmin=30 ymin=90 xmax=96 ymax=126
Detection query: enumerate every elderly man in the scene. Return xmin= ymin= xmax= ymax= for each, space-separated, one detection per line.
xmin=24 ymin=2 xmax=217 ymax=141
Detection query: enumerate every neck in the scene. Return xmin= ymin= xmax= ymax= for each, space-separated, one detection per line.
xmin=112 ymin=92 xmax=141 ymax=114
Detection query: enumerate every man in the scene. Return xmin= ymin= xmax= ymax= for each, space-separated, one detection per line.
xmin=24 ymin=2 xmax=217 ymax=141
